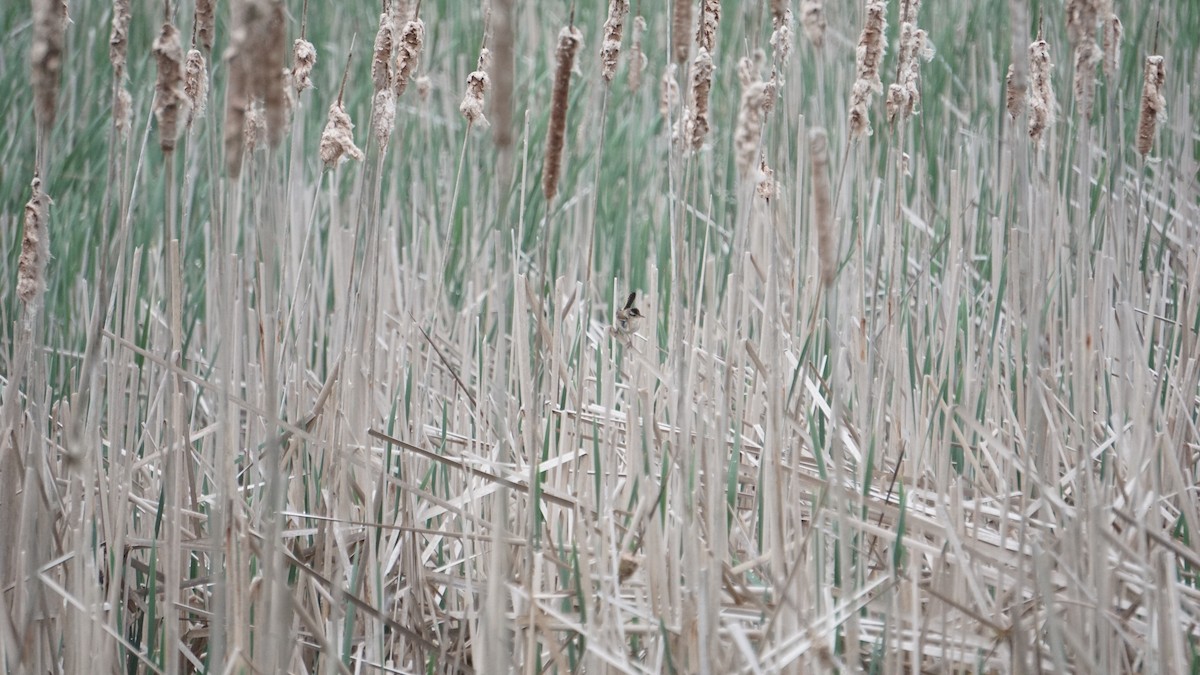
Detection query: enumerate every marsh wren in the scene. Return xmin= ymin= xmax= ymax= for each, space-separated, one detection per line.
xmin=609 ymin=292 xmax=643 ymax=345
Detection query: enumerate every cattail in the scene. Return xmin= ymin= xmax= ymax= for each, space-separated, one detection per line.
xmin=243 ymin=100 xmax=266 ymax=152
xmin=1135 ymin=55 xmax=1165 ymax=157
xmin=799 ymin=0 xmax=825 ymax=49
xmin=671 ymin=0 xmax=692 ymax=64
xmin=1027 ymin=37 xmax=1056 ymax=146
xmin=416 ymin=75 xmax=432 ymax=102
xmin=676 ymin=47 xmax=713 ymax=152
xmin=196 ymin=0 xmax=215 ymax=52
xmin=756 ymin=157 xmax=776 ymax=200
xmin=394 ymin=19 xmax=426 ymax=98
xmin=1073 ymin=40 xmax=1101 ymax=119
xmin=390 ymin=0 xmax=412 ymax=28
xmin=888 ymin=23 xmax=933 ymax=122
xmin=771 ymin=9 xmax=793 ymax=63
xmin=460 ymin=49 xmax=491 ymax=128
xmin=600 ymin=0 xmax=630 ymax=84
xmin=114 ymin=86 xmax=133 ymax=139
xmin=257 ymin=1 xmax=287 ymax=146
xmin=1065 ymin=0 xmax=1098 ymax=48
xmin=320 ymin=100 xmax=364 ymax=169
xmin=734 ymin=59 xmax=776 ymax=175
xmin=696 ymin=0 xmax=720 ymax=55
xmin=291 ymin=39 xmax=316 ymax=94
xmin=1102 ymin=13 xmax=1122 ymax=78
xmin=809 ymin=128 xmax=834 ymax=288
xmin=372 ymin=89 xmax=396 ymax=147
xmin=18 ymin=176 xmax=52 ymax=305
xmin=628 ymin=16 xmax=648 ymax=92
xmin=543 ymin=25 xmax=583 ymax=203
xmin=110 ymin=0 xmax=131 ymax=75
xmin=32 ymin=0 xmax=68 ymax=133
xmin=184 ymin=49 xmax=208 ymax=125
xmin=491 ymin=0 xmax=515 ymax=149
xmin=153 ymin=22 xmax=190 ymax=154
xmin=1005 ymin=63 xmax=1026 ymax=120
xmin=372 ymin=13 xmax=394 ymax=93
xmin=660 ymin=64 xmax=680 ymax=122
xmin=848 ymin=1 xmax=887 ymax=140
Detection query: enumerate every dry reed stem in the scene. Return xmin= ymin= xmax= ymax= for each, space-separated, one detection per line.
xmin=696 ymin=0 xmax=720 ymax=55
xmin=460 ymin=49 xmax=491 ymax=129
xmin=799 ymin=0 xmax=825 ymax=48
xmin=1102 ymin=12 xmax=1123 ymax=78
xmin=196 ymin=0 xmax=215 ymax=52
xmin=849 ymin=1 xmax=887 ymax=140
xmin=153 ymin=22 xmax=189 ymax=154
xmin=734 ymin=59 xmax=775 ymax=175
xmin=1135 ymin=55 xmax=1165 ymax=157
xmin=809 ymin=128 xmax=834 ymax=287
xmin=394 ymin=19 xmax=426 ymax=98
xmin=1006 ymin=63 xmax=1026 ymax=120
xmin=1073 ymin=40 xmax=1101 ymax=119
xmin=320 ymin=100 xmax=365 ymax=169
xmin=184 ymin=48 xmax=209 ymax=126
xmin=671 ymin=0 xmax=692 ymax=64
xmin=600 ymin=0 xmax=630 ymax=83
xmin=771 ymin=9 xmax=793 ymax=63
xmin=1027 ymin=37 xmax=1056 ymax=146
xmin=543 ymin=25 xmax=582 ymax=203
xmin=291 ymin=39 xmax=317 ymax=94
xmin=32 ymin=0 xmax=67 ymax=133
xmin=110 ymin=0 xmax=131 ymax=75
xmin=491 ymin=0 xmax=515 ymax=148
xmin=372 ymin=12 xmax=394 ymax=93
xmin=628 ymin=16 xmax=648 ymax=91
xmin=677 ymin=48 xmax=713 ymax=153
xmin=660 ymin=63 xmax=681 ymax=122
xmin=18 ymin=176 xmax=51 ymax=305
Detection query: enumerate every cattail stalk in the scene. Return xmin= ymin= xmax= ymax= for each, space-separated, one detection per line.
xmin=153 ymin=22 xmax=190 ymax=154
xmin=32 ymin=0 xmax=68 ymax=133
xmin=671 ymin=0 xmax=692 ymax=64
xmin=394 ymin=19 xmax=426 ymax=98
xmin=1135 ymin=55 xmax=1165 ymax=157
xmin=1027 ymin=36 xmax=1056 ymax=145
xmin=848 ymin=1 xmax=887 ymax=140
xmin=809 ymin=128 xmax=834 ymax=287
xmin=460 ymin=49 xmax=491 ymax=128
xmin=600 ymin=0 xmax=630 ymax=83
xmin=799 ymin=0 xmax=825 ymax=49
xmin=18 ymin=176 xmax=52 ymax=305
xmin=628 ymin=16 xmax=648 ymax=91
xmin=543 ymin=25 xmax=582 ymax=204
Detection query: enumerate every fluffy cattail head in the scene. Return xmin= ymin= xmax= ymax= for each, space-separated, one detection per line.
xmin=770 ymin=9 xmax=793 ymax=64
xmin=628 ymin=16 xmax=649 ymax=91
xmin=153 ymin=22 xmax=190 ymax=153
xmin=257 ymin=1 xmax=288 ymax=146
xmin=110 ymin=0 xmax=131 ymax=75
xmin=292 ymin=39 xmax=317 ymax=94
xmin=1005 ymin=63 xmax=1026 ymax=120
xmin=799 ymin=0 xmax=826 ymax=49
xmin=660 ymin=63 xmax=681 ymax=122
xmin=734 ymin=60 xmax=775 ymax=175
xmin=1135 ymin=54 xmax=1165 ymax=156
xmin=491 ymin=0 xmax=515 ymax=149
xmin=808 ymin=128 xmax=834 ymax=287
xmin=849 ymin=1 xmax=887 ymax=139
xmin=372 ymin=89 xmax=396 ymax=147
xmin=32 ymin=0 xmax=68 ymax=133
xmin=394 ymin=19 xmax=426 ymax=97
xmin=1073 ymin=40 xmax=1101 ymax=119
xmin=1027 ymin=37 xmax=1056 ymax=146
xmin=184 ymin=48 xmax=209 ymax=126
xmin=460 ymin=49 xmax=491 ymax=128
xmin=320 ymin=100 xmax=365 ymax=169
xmin=372 ymin=12 xmax=394 ymax=93
xmin=675 ymin=48 xmax=713 ymax=153
xmin=671 ymin=0 xmax=692 ymax=64
xmin=196 ymin=0 xmax=216 ymax=52
xmin=18 ymin=176 xmax=52 ymax=305
xmin=600 ymin=0 xmax=630 ymax=83
xmin=696 ymin=0 xmax=721 ymax=55
xmin=543 ymin=25 xmax=583 ymax=203
xmin=1102 ymin=13 xmax=1123 ymax=78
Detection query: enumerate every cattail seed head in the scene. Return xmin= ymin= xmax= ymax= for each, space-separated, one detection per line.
xmin=18 ymin=176 xmax=52 ymax=305
xmin=696 ymin=0 xmax=721 ymax=55
xmin=675 ymin=47 xmax=713 ymax=153
xmin=756 ymin=157 xmax=776 ymax=200
xmin=1135 ymin=54 xmax=1165 ymax=157
xmin=460 ymin=49 xmax=491 ymax=128
xmin=799 ymin=0 xmax=825 ymax=49
xmin=491 ymin=0 xmax=515 ymax=149
xmin=184 ymin=48 xmax=209 ymax=125
xmin=372 ymin=12 xmax=394 ymax=93
xmin=671 ymin=0 xmax=692 ymax=64
xmin=660 ymin=63 xmax=681 ymax=122
xmin=394 ymin=19 xmax=426 ymax=98
xmin=257 ymin=1 xmax=288 ymax=146
xmin=1102 ymin=13 xmax=1123 ymax=78
xmin=243 ymin=99 xmax=266 ymax=152
xmin=771 ymin=9 xmax=793 ymax=64
xmin=416 ymin=75 xmax=432 ymax=102
xmin=320 ymin=100 xmax=364 ymax=169
xmin=114 ymin=86 xmax=133 ymax=139
xmin=888 ymin=23 xmax=933 ymax=123
xmin=1073 ymin=40 xmax=1101 ymax=119
xmin=1005 ymin=63 xmax=1026 ymax=120
xmin=734 ymin=61 xmax=775 ymax=175
xmin=32 ymin=0 xmax=68 ymax=133
xmin=196 ymin=0 xmax=215 ymax=52
xmin=849 ymin=1 xmax=887 ymax=140
xmin=600 ymin=0 xmax=630 ymax=84
xmin=1027 ymin=37 xmax=1056 ymax=146
xmin=809 ymin=128 xmax=834 ymax=288
xmin=291 ymin=39 xmax=316 ymax=94
xmin=1066 ymin=0 xmax=1099 ymax=47
xmin=373 ymin=89 xmax=396 ymax=147
xmin=110 ymin=0 xmax=131 ymax=75
xmin=153 ymin=22 xmax=190 ymax=153
xmin=543 ymin=25 xmax=583 ymax=203
xmin=628 ymin=16 xmax=648 ymax=92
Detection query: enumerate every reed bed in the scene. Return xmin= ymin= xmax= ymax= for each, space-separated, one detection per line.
xmin=1 ymin=0 xmax=1198 ymax=673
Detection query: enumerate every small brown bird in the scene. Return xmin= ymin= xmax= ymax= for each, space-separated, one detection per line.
xmin=610 ymin=292 xmax=643 ymax=345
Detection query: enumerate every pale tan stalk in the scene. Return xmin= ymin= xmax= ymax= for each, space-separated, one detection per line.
xmin=849 ymin=1 xmax=887 ymax=139
xmin=31 ymin=0 xmax=67 ymax=133
xmin=153 ymin=22 xmax=190 ymax=154
xmin=17 ymin=176 xmax=52 ymax=305
xmin=184 ymin=48 xmax=209 ymax=126
xmin=460 ymin=49 xmax=492 ymax=129
xmin=394 ymin=19 xmax=426 ymax=97
xmin=628 ymin=16 xmax=648 ymax=91
xmin=799 ymin=0 xmax=825 ymax=49
xmin=543 ymin=25 xmax=583 ymax=203
xmin=1135 ymin=55 xmax=1165 ymax=157
xmin=671 ymin=0 xmax=692 ymax=64
xmin=1027 ymin=36 xmax=1056 ymax=145
xmin=809 ymin=128 xmax=834 ymax=287
xmin=600 ymin=0 xmax=630 ymax=84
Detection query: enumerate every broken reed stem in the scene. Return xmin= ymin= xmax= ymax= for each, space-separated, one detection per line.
xmin=1135 ymin=54 xmax=1165 ymax=157
xmin=1027 ymin=36 xmax=1056 ymax=146
xmin=542 ymin=25 xmax=582 ymax=205
xmin=31 ymin=0 xmax=67 ymax=136
xmin=153 ymin=22 xmax=189 ymax=154
xmin=809 ymin=128 xmax=834 ymax=288
xmin=18 ymin=176 xmax=52 ymax=306
xmin=671 ymin=0 xmax=692 ymax=64
xmin=849 ymin=1 xmax=887 ymax=140
xmin=600 ymin=0 xmax=630 ymax=84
